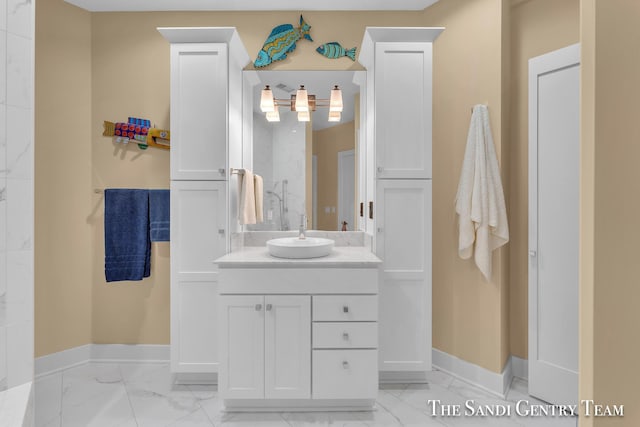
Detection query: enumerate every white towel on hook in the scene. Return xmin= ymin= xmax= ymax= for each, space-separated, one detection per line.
xmin=455 ymin=104 xmax=509 ymax=281
xmin=254 ymin=174 xmax=264 ymax=223
xmin=238 ymin=169 xmax=257 ymax=225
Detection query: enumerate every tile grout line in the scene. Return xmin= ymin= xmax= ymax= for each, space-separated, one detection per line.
xmin=118 ymin=364 xmax=140 ymax=427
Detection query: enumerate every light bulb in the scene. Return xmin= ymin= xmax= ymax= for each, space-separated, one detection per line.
xmin=295 ymin=85 xmax=309 ymax=112
xmin=297 ymin=111 xmax=310 ymax=122
xmin=328 ymin=111 xmax=341 ymax=122
xmin=260 ymin=85 xmax=275 ymax=112
xmin=329 ymin=85 xmax=343 ymax=113
xmin=266 ymin=105 xmax=280 ymax=122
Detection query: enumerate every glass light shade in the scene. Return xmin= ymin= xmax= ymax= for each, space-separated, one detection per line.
xmin=329 ymin=85 xmax=343 ymax=113
xmin=266 ymin=106 xmax=280 ymax=122
xmin=297 ymin=111 xmax=310 ymax=122
xmin=295 ymin=86 xmax=309 ymax=112
xmin=328 ymin=111 xmax=341 ymax=122
xmin=260 ymin=86 xmax=275 ymax=112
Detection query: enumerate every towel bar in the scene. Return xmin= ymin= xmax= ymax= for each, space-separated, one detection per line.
xmin=230 ymin=168 xmax=245 ymax=176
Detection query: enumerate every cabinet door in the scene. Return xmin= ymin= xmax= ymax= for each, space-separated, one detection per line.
xmin=170 ymin=43 xmax=228 ymax=180
xmin=170 ymin=181 xmax=227 ymax=373
xmin=376 ymin=180 xmax=432 ymax=372
xmin=219 ymin=295 xmax=265 ymax=399
xmin=375 ymin=42 xmax=433 ymax=179
xmin=264 ymin=295 xmax=311 ymax=399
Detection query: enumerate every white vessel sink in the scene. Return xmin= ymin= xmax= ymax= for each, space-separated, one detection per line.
xmin=266 ymin=237 xmax=335 ymax=259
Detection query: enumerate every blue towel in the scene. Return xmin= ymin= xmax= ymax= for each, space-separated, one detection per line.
xmin=149 ymin=190 xmax=170 ymax=242
xmin=104 ymin=189 xmax=151 ymax=282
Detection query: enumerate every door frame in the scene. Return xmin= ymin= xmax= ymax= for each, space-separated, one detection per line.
xmin=337 ymin=149 xmax=356 ymax=230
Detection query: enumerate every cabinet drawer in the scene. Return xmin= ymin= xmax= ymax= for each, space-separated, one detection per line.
xmin=313 ymin=295 xmax=377 ymax=321
xmin=313 ymin=322 xmax=377 ymax=349
xmin=312 ymin=350 xmax=378 ymax=399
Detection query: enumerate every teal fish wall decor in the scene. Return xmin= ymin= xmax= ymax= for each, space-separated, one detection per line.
xmin=254 ymin=15 xmax=313 ymax=68
xmin=316 ymin=42 xmax=357 ymax=61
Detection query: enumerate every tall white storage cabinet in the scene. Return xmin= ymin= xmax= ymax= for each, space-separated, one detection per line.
xmin=159 ymin=27 xmax=250 ymax=377
xmin=360 ymin=27 xmax=443 ymax=381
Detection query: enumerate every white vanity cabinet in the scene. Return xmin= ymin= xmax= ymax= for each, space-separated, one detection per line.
xmin=376 ymin=180 xmax=432 ymax=372
xmin=360 ymin=27 xmax=443 ymax=381
xmin=170 ymin=180 xmax=227 ymax=373
xmin=374 ymin=42 xmax=434 ymax=180
xmin=169 ymin=42 xmax=228 ymax=181
xmin=215 ymin=252 xmax=380 ymax=411
xmin=160 ymin=27 xmax=251 ymax=378
xmin=219 ymin=295 xmax=311 ymax=399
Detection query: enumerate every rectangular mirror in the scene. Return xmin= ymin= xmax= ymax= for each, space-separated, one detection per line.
xmin=244 ymin=70 xmax=364 ymax=232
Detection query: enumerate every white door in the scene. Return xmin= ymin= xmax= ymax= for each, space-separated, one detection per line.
xmin=338 ymin=150 xmax=355 ymax=230
xmin=170 ymin=180 xmax=227 ymax=373
xmin=219 ymin=295 xmax=265 ymax=399
xmin=528 ymin=43 xmax=580 ymax=405
xmin=376 ymin=179 xmax=432 ymax=372
xmin=170 ymin=43 xmax=228 ymax=180
xmin=264 ymin=295 xmax=311 ymax=399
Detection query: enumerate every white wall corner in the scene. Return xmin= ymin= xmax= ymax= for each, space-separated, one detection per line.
xmin=510 ymin=355 xmax=528 ymax=380
xmin=432 ymin=348 xmax=512 ymax=398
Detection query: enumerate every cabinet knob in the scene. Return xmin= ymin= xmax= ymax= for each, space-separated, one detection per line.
xmin=529 ymin=250 xmax=537 ymax=257
xmin=218 ymin=168 xmax=226 ymax=175
xmin=342 ymin=361 xmax=349 ymax=369
xmin=342 ymin=332 xmax=349 ymax=340
xmin=218 ymin=229 xmax=225 ymax=235
xmin=255 ymin=304 xmax=262 ymax=311
xmin=266 ymin=304 xmax=272 ymax=311
xmin=377 ymin=227 xmax=383 ymax=233
xmin=343 ymin=306 xmax=349 ymax=313
xmin=377 ymin=166 xmax=383 ymax=173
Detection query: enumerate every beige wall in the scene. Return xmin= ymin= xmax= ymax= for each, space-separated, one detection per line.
xmin=580 ymin=0 xmax=640 ymax=424
xmin=426 ymin=0 xmax=509 ymax=373
xmin=312 ymin=121 xmax=355 ymax=231
xmin=34 ymin=0 xmax=93 ymax=357
xmin=90 ymin=14 xmax=172 ymax=345
xmin=35 ymin=0 xmax=554 ymax=376
xmin=509 ymin=0 xmax=580 ymax=359
xmin=32 ymin=8 xmax=426 ymax=352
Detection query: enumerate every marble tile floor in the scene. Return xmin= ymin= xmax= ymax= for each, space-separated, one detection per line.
xmin=34 ymin=362 xmax=578 ymax=427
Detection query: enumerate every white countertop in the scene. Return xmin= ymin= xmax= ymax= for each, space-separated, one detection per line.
xmin=214 ymin=246 xmax=381 ymax=268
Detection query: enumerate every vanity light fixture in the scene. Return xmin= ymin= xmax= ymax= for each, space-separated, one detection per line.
xmin=295 ymin=85 xmax=309 ymax=112
xmin=260 ymin=85 xmax=275 ymax=112
xmin=329 ymin=85 xmax=343 ymax=112
xmin=297 ymin=111 xmax=311 ymax=122
xmin=259 ymin=84 xmax=344 ymax=123
xmin=266 ymin=105 xmax=280 ymax=122
xmin=328 ymin=111 xmax=341 ymax=122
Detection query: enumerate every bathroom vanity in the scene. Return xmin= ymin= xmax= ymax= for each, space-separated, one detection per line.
xmin=214 ymin=245 xmax=381 ymax=411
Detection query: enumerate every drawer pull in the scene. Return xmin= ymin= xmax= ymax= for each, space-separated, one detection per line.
xmin=343 ymin=306 xmax=349 ymax=313
xmin=342 ymin=361 xmax=349 ymax=369
xmin=218 ymin=168 xmax=226 ymax=175
xmin=342 ymin=332 xmax=349 ymax=340
xmin=255 ymin=304 xmax=262 ymax=311
xmin=266 ymin=304 xmax=273 ymax=311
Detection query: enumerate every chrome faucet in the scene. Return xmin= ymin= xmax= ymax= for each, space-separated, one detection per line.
xmin=299 ymin=214 xmax=307 ymax=240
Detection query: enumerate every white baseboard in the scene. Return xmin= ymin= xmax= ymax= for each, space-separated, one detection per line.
xmin=35 ymin=344 xmax=169 ymax=378
xmin=91 ymin=344 xmax=169 ymax=363
xmin=510 ymin=355 xmax=528 ymax=380
xmin=432 ymin=348 xmax=511 ymax=398
xmin=35 ymin=345 xmax=91 ymax=378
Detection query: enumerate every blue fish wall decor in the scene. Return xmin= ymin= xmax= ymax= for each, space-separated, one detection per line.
xmin=316 ymin=42 xmax=357 ymax=61
xmin=254 ymin=15 xmax=313 ymax=68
